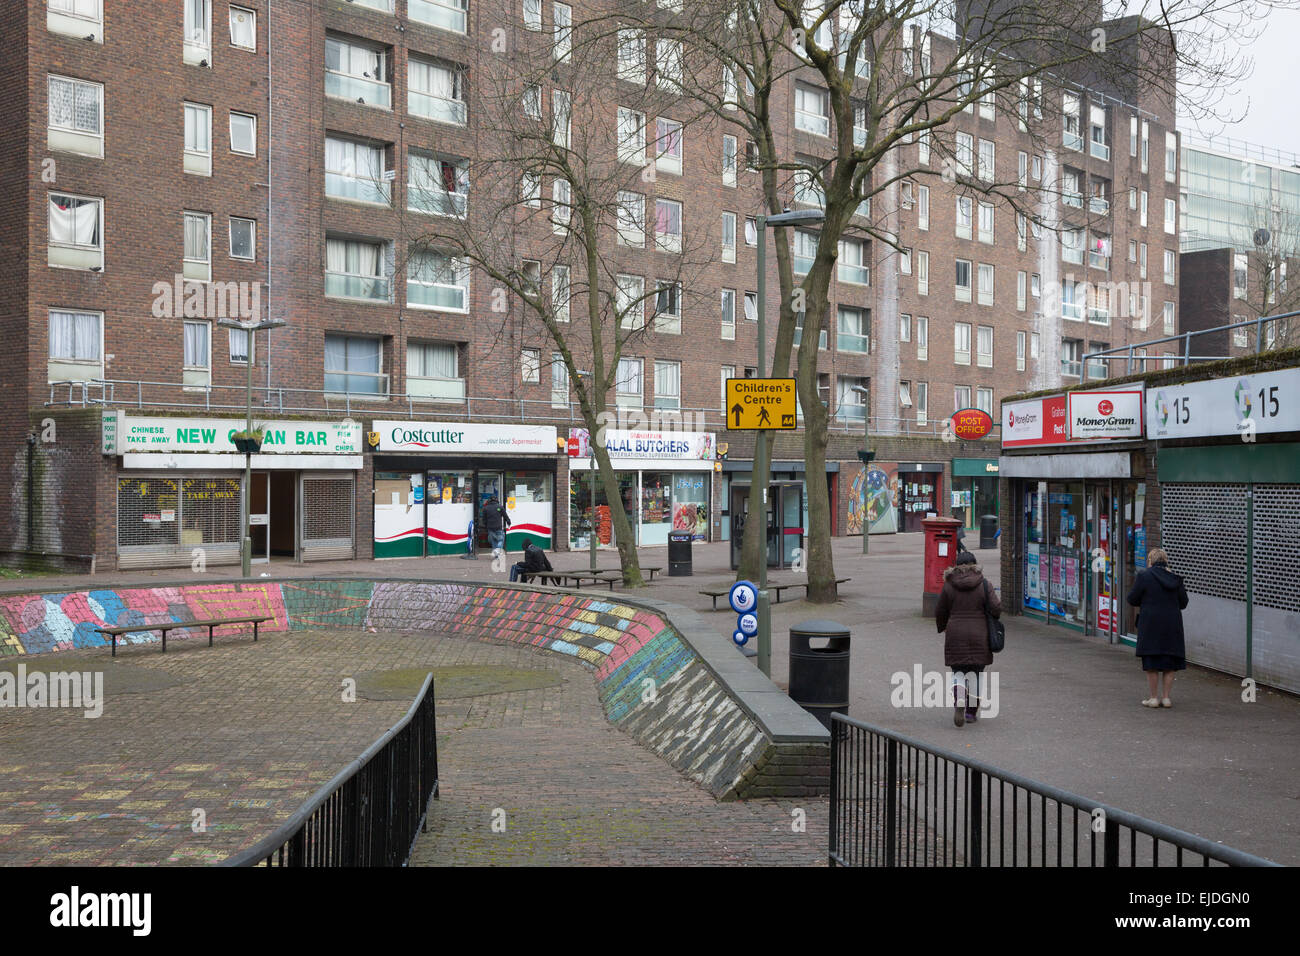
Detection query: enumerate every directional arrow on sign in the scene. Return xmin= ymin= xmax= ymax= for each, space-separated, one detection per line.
xmin=731 ymin=403 xmax=744 ymax=427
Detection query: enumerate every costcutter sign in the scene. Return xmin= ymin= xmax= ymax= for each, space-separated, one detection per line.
xmin=373 ymin=422 xmax=557 ymax=454
xmin=1147 ymin=367 xmax=1300 ymax=439
xmin=115 ymin=415 xmax=362 ymax=454
xmin=1069 ymin=389 xmax=1144 ymax=440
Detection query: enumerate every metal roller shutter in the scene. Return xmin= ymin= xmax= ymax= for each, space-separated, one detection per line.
xmin=301 ymin=473 xmax=355 ymax=560
xmin=1159 ymin=483 xmax=1247 ymax=602
xmin=117 ymin=474 xmax=241 ymax=569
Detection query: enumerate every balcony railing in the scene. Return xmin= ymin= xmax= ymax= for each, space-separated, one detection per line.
xmin=793 ymin=328 xmax=826 ymax=349
xmin=409 ymin=0 xmax=467 ymax=33
xmin=408 ymin=189 xmax=467 ymax=218
xmin=408 ymin=90 xmax=467 ymax=126
xmin=325 ymin=173 xmax=390 ymax=206
xmin=1087 ymin=360 xmax=1108 ymax=380
xmin=324 ymin=371 xmax=390 ymax=396
xmin=1087 ymin=307 xmax=1110 ymax=324
xmin=325 ymin=71 xmax=392 ymax=108
xmin=406 ymin=280 xmax=467 ymax=311
xmin=1062 ymin=191 xmax=1082 ymax=208
xmin=1063 ymin=129 xmax=1083 ymax=152
xmin=325 ymin=272 xmax=390 ymax=301
xmin=1062 ymin=301 xmax=1082 ymax=320
xmin=1090 ymin=138 xmax=1111 ymax=161
xmin=1089 ymin=196 xmax=1110 ymax=215
xmin=794 ymin=255 xmax=814 ymax=275
xmin=1061 ymin=358 xmax=1082 ymax=377
xmin=407 ymin=376 xmax=467 ymax=402
xmin=839 ymin=263 xmax=869 ymax=285
xmin=837 ymin=333 xmax=868 ymax=353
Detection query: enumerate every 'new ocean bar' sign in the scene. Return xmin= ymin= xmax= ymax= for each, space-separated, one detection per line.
xmin=107 ymin=414 xmax=363 ymax=454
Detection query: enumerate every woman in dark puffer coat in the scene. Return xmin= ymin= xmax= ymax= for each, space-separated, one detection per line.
xmin=935 ymin=551 xmax=1001 ymax=727
xmin=1125 ymin=547 xmax=1189 ymax=709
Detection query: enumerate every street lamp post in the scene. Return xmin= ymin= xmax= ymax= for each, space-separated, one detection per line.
xmin=851 ymin=384 xmax=871 ymax=555
xmin=754 ymin=208 xmax=824 ymax=677
xmin=575 ymin=370 xmax=598 ymax=573
xmin=218 ymin=317 xmax=285 ymax=578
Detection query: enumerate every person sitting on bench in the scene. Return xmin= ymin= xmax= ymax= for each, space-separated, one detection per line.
xmin=510 ymin=541 xmax=553 ymax=583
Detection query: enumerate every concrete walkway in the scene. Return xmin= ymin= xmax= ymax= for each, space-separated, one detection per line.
xmin=6 ymin=532 xmax=1298 ymax=864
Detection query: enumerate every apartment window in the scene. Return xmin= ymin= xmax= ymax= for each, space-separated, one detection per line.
xmin=1061 ymin=338 xmax=1083 ymax=377
xmin=350 ymin=0 xmax=394 ymax=11
xmin=744 ymin=217 xmax=758 ymax=246
xmin=744 ymin=291 xmax=758 ymax=321
xmin=1163 ymin=301 xmax=1176 ymax=335
xmin=547 ymin=265 xmax=570 ymax=323
xmin=1140 ymin=190 xmax=1148 ymax=227
xmin=745 ymin=140 xmax=759 ymax=171
xmin=1089 ymin=103 xmax=1109 ymax=161
xmin=410 ymin=0 xmax=468 ymax=34
xmin=977 ymin=325 xmax=993 ymax=367
xmin=1164 ymin=199 xmax=1176 ymax=235
xmin=1016 ymin=213 xmax=1026 ymax=252
xmin=901 ymin=247 xmax=912 ymax=274
xmin=183 ymin=320 xmax=211 ymax=389
xmin=409 ymin=151 xmax=469 ymax=217
xmin=47 ymin=309 xmax=102 ymax=382
xmin=1129 ymin=240 xmax=1137 ymax=262
xmin=325 ymin=334 xmax=384 ymax=395
xmin=1031 ymin=333 xmax=1040 ymax=358
xmin=229 ymin=112 xmax=256 ymax=155
xmin=977 ymin=139 xmax=994 ymax=181
xmin=916 ymin=316 xmax=928 ymax=360
xmin=1062 ymin=167 xmax=1082 ymax=207
xmin=955 ymin=196 xmax=972 ymax=239
xmin=229 ymin=217 xmax=255 ymax=259
xmin=551 ymin=178 xmax=571 ymax=233
xmin=837 ymin=306 xmax=869 ymax=353
xmin=918 ymin=128 xmax=930 ymax=164
xmin=1062 ymin=92 xmax=1082 ymax=151
xmin=1017 ymin=150 xmax=1027 ymax=190
xmin=656 ymin=39 xmax=684 ymax=89
xmin=917 ymin=185 xmax=929 ymax=230
xmin=1062 ymin=280 xmax=1082 ymax=320
xmin=1032 ymin=155 xmax=1042 ymax=180
xmin=553 ymin=2 xmax=572 ymax=61
xmin=722 ymin=135 xmax=738 ymax=186
xmin=183 ymin=102 xmax=212 ymax=175
xmin=325 ymin=136 xmax=389 ymax=205
xmin=721 ymin=289 xmax=736 ymax=340
xmin=977 ymin=264 xmax=994 ymax=306
xmin=915 ymin=382 xmax=928 ymax=424
xmin=523 ymin=0 xmax=541 ymax=30
xmin=1234 ymin=253 xmax=1248 ymax=299
xmin=1017 ymin=270 xmax=1026 ymax=311
xmin=954 ymin=385 xmax=971 ymax=410
xmin=327 ymin=238 xmax=390 ymax=302
xmin=521 ymin=172 xmax=541 ymax=207
xmin=954 ymin=322 xmax=972 ymax=365
xmin=229 ymin=6 xmax=255 ymax=49
xmin=794 ymin=83 xmax=830 ymax=136
xmin=48 ymin=193 xmax=103 ymax=270
xmin=552 ymin=89 xmax=571 ymax=147
xmin=722 ymin=212 xmax=737 ymax=263
xmin=794 ymin=168 xmax=824 ymax=208
xmin=406 ymin=342 xmax=462 ymax=402
xmin=522 ymin=84 xmax=542 ymax=120
xmin=654 ymin=199 xmax=683 ymax=252
xmin=1140 ymin=243 xmax=1147 ymax=279
xmin=48 ymin=0 xmax=102 ymax=36
xmin=1165 ymin=131 xmax=1177 ymax=182
xmin=228 ymin=327 xmax=253 ymax=365
xmin=1062 ymin=228 xmax=1084 ymax=265
xmin=616 ymin=357 xmax=643 ymax=406
xmin=521 ymin=260 xmax=542 ymax=297
xmin=722 ymin=66 xmax=739 ymax=109
xmin=654 ymin=360 xmax=681 ymax=409
xmin=1129 ymin=187 xmax=1137 ymax=210
xmin=720 ymin=366 xmax=735 ymax=408
xmin=977 ymin=202 xmax=994 ymax=244
xmin=1130 ymin=115 xmax=1138 ymax=156
xmin=838 ymin=238 xmax=869 ymax=284
xmin=853 ymin=103 xmax=868 ymax=148
xmin=1141 ymin=120 xmax=1149 ymax=172
xmin=955 ymin=259 xmax=971 ymax=302
xmin=955 ymin=132 xmax=973 ymax=175
xmin=654 ymin=280 xmax=682 ymax=334
xmin=326 ymin=35 xmax=391 ymax=109
xmin=900 ymin=313 xmax=911 ymax=342
xmin=183 ymin=211 xmax=211 ymax=282
xmin=1089 ymin=234 xmax=1111 ymax=271
xmin=521 ymin=347 xmax=541 ymax=384
xmin=655 ymin=117 xmax=683 ymax=175
xmin=1016 ymin=330 xmax=1026 ymax=371
xmin=616 ymin=191 xmax=645 ymax=246
xmin=616 ymin=108 xmax=646 ymax=164
xmin=47 ymin=75 xmax=103 ymax=157
xmin=917 ymin=251 xmax=929 ymax=295
xmin=616 ymin=275 xmax=644 ymax=329
xmin=1164 ymin=250 xmax=1176 ymax=285
xmin=1031 ymin=273 xmax=1041 ymax=297
xmin=184 ymin=0 xmax=211 ymax=65
xmin=408 ymin=56 xmax=466 ymax=126
xmin=793 ymin=230 xmax=817 ymax=275
xmin=976 ymin=387 xmax=993 ymax=414
xmin=617 ymin=28 xmax=645 ymax=83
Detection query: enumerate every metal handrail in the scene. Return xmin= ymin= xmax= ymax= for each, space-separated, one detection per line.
xmin=1083 ymin=308 xmax=1300 ymax=374
xmin=829 ymin=714 xmax=1279 ymax=867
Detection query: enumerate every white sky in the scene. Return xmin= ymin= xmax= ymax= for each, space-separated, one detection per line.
xmin=1178 ymin=5 xmax=1300 ymax=161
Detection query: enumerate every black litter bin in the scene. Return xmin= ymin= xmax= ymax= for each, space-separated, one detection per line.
xmin=668 ymin=530 xmax=693 ymax=576
xmin=788 ymin=620 xmax=850 ymax=729
xmin=979 ymin=514 xmax=999 ymax=549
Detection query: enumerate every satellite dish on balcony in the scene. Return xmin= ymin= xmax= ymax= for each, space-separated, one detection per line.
xmin=1254 ymin=228 xmax=1271 ymax=247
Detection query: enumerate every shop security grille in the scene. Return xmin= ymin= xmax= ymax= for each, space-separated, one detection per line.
xmin=1252 ymin=485 xmax=1300 ymax=614
xmin=1159 ymin=484 xmax=1247 ymax=603
xmin=302 ymin=474 xmax=355 ymax=560
xmin=117 ymin=474 xmax=241 ymax=569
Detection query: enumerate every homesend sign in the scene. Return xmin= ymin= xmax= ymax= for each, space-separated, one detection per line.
xmin=1147 ymin=367 xmax=1300 ymax=439
xmin=1001 ymin=396 xmax=1068 ymax=447
xmin=1001 ymin=388 xmax=1143 ymax=448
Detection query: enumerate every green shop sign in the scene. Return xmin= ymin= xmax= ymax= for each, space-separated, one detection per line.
xmin=109 ymin=413 xmax=363 ymax=454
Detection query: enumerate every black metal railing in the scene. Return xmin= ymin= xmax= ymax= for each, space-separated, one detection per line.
xmin=829 ymin=715 xmax=1278 ymax=867
xmin=222 ymin=674 xmax=439 ymax=867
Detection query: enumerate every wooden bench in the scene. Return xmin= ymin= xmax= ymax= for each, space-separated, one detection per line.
xmin=700 ymin=578 xmax=852 ymax=609
xmin=95 ymin=616 xmax=272 ymax=657
xmin=533 ymin=570 xmax=620 ymax=592
xmin=599 ymin=566 xmax=662 ymax=582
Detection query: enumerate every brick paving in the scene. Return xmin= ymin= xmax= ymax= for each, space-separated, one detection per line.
xmin=0 ymin=626 xmax=825 ymax=866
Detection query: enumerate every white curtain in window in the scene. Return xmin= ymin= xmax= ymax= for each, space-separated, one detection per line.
xmin=325 ymin=138 xmax=381 ymax=180
xmin=655 ymin=361 xmax=680 ymax=397
xmin=184 ymin=322 xmax=209 ymax=367
xmin=49 ymin=77 xmax=99 ymax=132
xmin=52 ymin=0 xmax=100 ymax=16
xmin=228 ymin=328 xmax=250 ymax=363
xmin=184 ymin=0 xmax=209 ymax=44
xmin=410 ymin=59 xmax=459 ymax=99
xmin=327 ymin=39 xmax=383 ymax=79
xmin=49 ymin=196 xmax=98 ymax=245
xmin=184 ymin=105 xmax=209 ymax=152
xmin=324 ymin=334 xmax=348 ymax=371
xmin=184 ymin=215 xmax=209 ymax=261
xmin=49 ymin=310 xmax=99 ymax=360
xmin=408 ymin=343 xmax=456 ymax=378
xmin=229 ymin=7 xmax=255 ymax=47
xmin=617 ymin=358 xmax=641 ymax=392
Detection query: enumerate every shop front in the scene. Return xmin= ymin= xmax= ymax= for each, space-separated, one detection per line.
xmin=371 ymin=421 xmax=558 ymax=556
xmin=105 ymin=412 xmax=363 ymax=569
xmin=951 ymin=458 xmax=1000 ymax=531
xmin=567 ymin=428 xmax=715 ymax=549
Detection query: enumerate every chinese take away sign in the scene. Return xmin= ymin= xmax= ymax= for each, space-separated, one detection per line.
xmin=726 ymin=378 xmax=797 ymax=430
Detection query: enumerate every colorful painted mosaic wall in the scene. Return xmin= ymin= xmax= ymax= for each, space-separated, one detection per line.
xmin=0 ymin=579 xmax=770 ymax=797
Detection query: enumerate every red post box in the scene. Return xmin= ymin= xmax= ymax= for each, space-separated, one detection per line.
xmin=921 ymin=516 xmax=963 ymax=617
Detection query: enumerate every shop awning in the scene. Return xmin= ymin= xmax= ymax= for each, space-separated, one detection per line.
xmin=999 ymin=452 xmax=1130 ymax=479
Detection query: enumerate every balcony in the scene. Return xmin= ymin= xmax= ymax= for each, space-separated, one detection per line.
xmin=837 ymin=332 xmax=868 ymax=353
xmin=407 ymin=280 xmax=467 ymax=311
xmin=793 ymin=327 xmax=827 ymax=349
xmin=1089 ymin=196 xmax=1110 ymax=215
xmin=325 ymin=272 xmax=390 ymax=302
xmin=794 ymin=254 xmax=814 ymax=275
xmin=1088 ymin=251 xmax=1110 ymax=271
xmin=407 ymin=376 xmax=467 ymax=402
xmin=326 ymin=72 xmax=392 ymax=109
xmin=1061 ymin=359 xmax=1082 ymax=377
xmin=409 ymin=189 xmax=467 ymax=218
xmin=1063 ymin=129 xmax=1083 ymax=152
xmin=1087 ymin=360 xmax=1108 ymax=380
xmin=409 ymin=90 xmax=467 ymax=126
xmin=409 ymin=0 xmax=467 ymax=33
xmin=1062 ymin=301 xmax=1082 ymax=320
xmin=324 ymin=371 xmax=390 ymax=396
xmin=1090 ymin=139 xmax=1111 ymax=162
xmin=1062 ymin=191 xmax=1082 ymax=208
xmin=838 ymin=263 xmax=869 ymax=285
xmin=325 ymin=173 xmax=390 ymax=206
xmin=1087 ymin=307 xmax=1110 ymax=324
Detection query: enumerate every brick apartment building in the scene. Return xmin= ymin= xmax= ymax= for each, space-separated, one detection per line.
xmin=0 ymin=0 xmax=1180 ymax=572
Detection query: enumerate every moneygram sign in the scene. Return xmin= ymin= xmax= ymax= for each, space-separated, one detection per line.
xmin=1069 ymin=390 xmax=1144 ymax=440
xmin=1001 ymin=396 xmax=1068 ymax=447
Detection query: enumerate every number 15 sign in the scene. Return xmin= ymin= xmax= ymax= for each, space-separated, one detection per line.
xmin=1147 ymin=367 xmax=1300 ymax=440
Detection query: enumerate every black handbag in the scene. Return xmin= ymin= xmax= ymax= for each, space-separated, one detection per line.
xmin=983 ymin=580 xmax=1005 ymax=653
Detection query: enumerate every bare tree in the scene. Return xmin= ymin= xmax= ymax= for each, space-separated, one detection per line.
xmin=1242 ymin=203 xmax=1300 ymax=348
xmin=404 ymin=10 xmax=714 ymax=585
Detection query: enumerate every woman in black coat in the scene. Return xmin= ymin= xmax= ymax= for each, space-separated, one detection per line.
xmin=1125 ymin=547 xmax=1189 ymax=709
